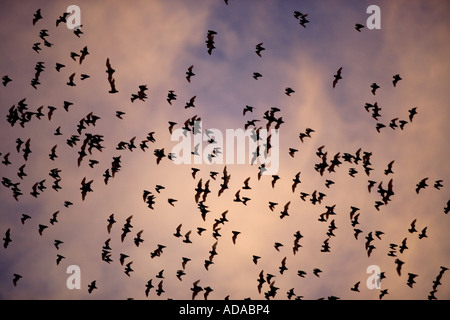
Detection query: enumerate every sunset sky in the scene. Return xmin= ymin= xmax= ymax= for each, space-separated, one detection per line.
xmin=0 ymin=0 xmax=449 ymax=300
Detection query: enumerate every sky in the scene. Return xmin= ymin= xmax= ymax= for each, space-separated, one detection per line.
xmin=0 ymin=0 xmax=449 ymax=300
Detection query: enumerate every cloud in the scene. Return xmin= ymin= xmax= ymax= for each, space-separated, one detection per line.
xmin=0 ymin=0 xmax=448 ymax=300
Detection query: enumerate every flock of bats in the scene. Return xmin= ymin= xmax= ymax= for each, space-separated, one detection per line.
xmin=1 ymin=2 xmax=449 ymax=300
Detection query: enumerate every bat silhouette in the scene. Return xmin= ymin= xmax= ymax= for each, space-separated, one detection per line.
xmin=409 ymin=107 xmax=418 ymax=122
xmin=395 ymin=258 xmax=404 ymax=276
xmin=279 ymin=257 xmax=288 ymax=274
xmin=33 ymin=9 xmax=43 ymax=25
xmin=124 ymin=261 xmax=134 ymax=276
xmin=121 ymin=215 xmax=133 ymax=242
xmin=3 ymin=228 xmax=12 ymax=248
xmin=183 ymin=230 xmax=192 ymax=244
xmin=292 ymin=172 xmax=301 ymax=192
xmin=355 ymin=23 xmax=364 ymax=32
xmin=13 ymin=274 xmax=22 ymax=286
xmin=134 ymin=230 xmax=144 ymax=247
xmin=167 ymin=90 xmax=177 ymax=105
xmin=191 ymin=280 xmax=203 ymax=300
xmin=67 ymin=73 xmax=76 ymax=86
xmin=285 ymin=87 xmax=295 ymax=96
xmin=255 ymin=43 xmax=265 ymax=57
xmin=257 ymin=270 xmax=266 ymax=294
xmin=351 ymin=281 xmax=360 ymax=292
xmin=253 ymin=72 xmax=262 ymax=80
xmin=186 ymin=65 xmax=195 ymax=82
xmin=231 ymin=231 xmax=240 ymax=245
xmin=393 ymin=74 xmax=402 ymax=87
xmin=145 ymin=279 xmax=154 ymax=297
xmin=182 ymin=257 xmax=191 ymax=270
xmin=371 ymin=83 xmax=380 ymax=95
xmin=280 ymin=201 xmax=290 ymax=219
xmin=333 ymin=67 xmax=342 ymax=88
xmin=416 ymin=178 xmax=428 ymax=194
xmin=79 ymin=46 xmax=89 ymax=65
xmin=88 ymin=280 xmax=97 ymax=293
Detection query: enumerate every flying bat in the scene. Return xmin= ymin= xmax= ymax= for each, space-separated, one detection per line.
xmin=332 ymin=67 xmax=342 ymax=88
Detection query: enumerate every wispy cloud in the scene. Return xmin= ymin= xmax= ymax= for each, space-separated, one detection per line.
xmin=0 ymin=0 xmax=448 ymax=300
